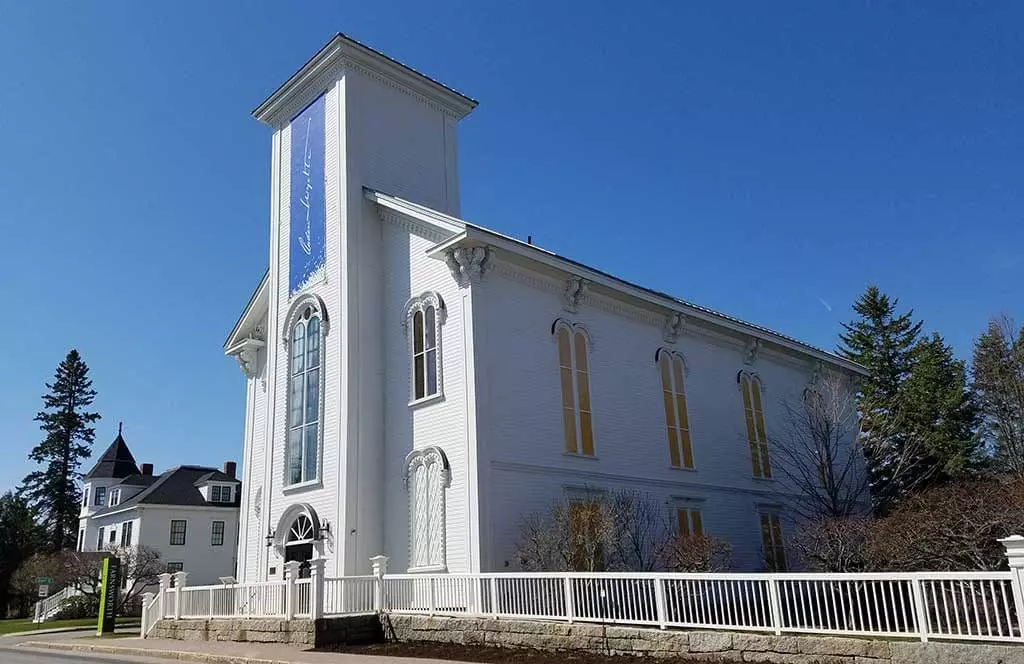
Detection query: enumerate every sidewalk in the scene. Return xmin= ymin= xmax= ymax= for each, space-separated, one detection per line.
xmin=17 ymin=633 xmax=462 ymax=664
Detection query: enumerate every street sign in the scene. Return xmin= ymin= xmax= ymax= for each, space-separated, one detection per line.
xmin=37 ymin=584 xmax=49 ymax=598
xmin=35 ymin=577 xmax=52 ymax=584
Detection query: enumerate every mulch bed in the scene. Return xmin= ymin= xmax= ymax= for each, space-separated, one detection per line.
xmin=321 ymin=642 xmax=712 ymax=664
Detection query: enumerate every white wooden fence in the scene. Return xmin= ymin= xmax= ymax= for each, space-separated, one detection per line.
xmin=32 ymin=585 xmax=83 ymax=623
xmin=142 ymin=536 xmax=1024 ymax=645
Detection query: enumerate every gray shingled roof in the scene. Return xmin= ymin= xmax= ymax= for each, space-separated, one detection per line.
xmin=91 ymin=465 xmax=240 ymax=516
xmin=84 ymin=434 xmax=141 ymax=480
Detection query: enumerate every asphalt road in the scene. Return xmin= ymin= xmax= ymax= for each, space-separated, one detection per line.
xmin=0 ymin=632 xmax=171 ymax=664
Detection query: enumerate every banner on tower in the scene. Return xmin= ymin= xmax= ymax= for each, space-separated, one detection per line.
xmin=289 ymin=93 xmax=326 ymax=296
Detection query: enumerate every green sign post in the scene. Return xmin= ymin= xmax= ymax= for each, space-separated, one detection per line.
xmin=96 ymin=556 xmax=121 ymax=636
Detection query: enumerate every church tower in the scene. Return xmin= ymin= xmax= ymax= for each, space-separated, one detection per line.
xmin=249 ymin=34 xmax=476 ymax=577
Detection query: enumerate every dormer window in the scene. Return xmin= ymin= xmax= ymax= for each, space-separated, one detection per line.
xmin=108 ymin=489 xmax=121 ymax=507
xmin=94 ymin=487 xmax=106 ymax=506
xmin=210 ymin=485 xmax=234 ymax=503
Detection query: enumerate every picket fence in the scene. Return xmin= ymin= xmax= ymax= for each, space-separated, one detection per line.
xmin=141 ymin=538 xmax=1024 ymax=646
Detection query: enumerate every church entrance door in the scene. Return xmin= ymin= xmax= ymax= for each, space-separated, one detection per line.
xmin=284 ymin=515 xmax=315 ymax=579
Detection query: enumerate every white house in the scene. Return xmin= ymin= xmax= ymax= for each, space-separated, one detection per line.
xmin=78 ymin=430 xmax=241 ymax=586
xmin=224 ymin=34 xmax=866 ymax=582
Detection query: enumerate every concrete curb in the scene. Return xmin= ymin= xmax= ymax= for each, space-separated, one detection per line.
xmin=17 ymin=640 xmax=294 ymax=664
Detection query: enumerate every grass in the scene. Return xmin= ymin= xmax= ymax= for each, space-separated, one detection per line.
xmin=0 ymin=618 xmax=98 ymax=635
xmin=0 ymin=617 xmax=141 ymax=636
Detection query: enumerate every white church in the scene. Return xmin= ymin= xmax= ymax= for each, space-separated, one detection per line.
xmin=224 ymin=34 xmax=864 ymax=582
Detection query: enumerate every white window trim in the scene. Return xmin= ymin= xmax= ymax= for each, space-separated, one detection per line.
xmin=169 ymin=519 xmax=187 ymax=546
xmin=553 ymin=319 xmax=596 ymax=457
xmin=656 ymin=348 xmax=695 ymax=470
xmin=404 ymin=446 xmax=451 ymax=573
xmin=403 ymin=291 xmax=446 ymax=407
xmin=281 ymin=293 xmax=329 ymax=488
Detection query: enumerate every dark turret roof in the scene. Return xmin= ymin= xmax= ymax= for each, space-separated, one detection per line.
xmin=84 ymin=433 xmax=141 ymax=480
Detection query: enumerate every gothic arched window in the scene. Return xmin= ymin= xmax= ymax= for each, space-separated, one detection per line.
xmin=554 ymin=320 xmax=594 ymax=456
xmin=405 ymin=447 xmax=450 ymax=572
xmin=404 ymin=292 xmax=445 ymax=404
xmin=283 ymin=294 xmax=329 ymax=486
xmin=739 ymin=371 xmax=771 ymax=478
xmin=657 ymin=349 xmax=693 ymax=469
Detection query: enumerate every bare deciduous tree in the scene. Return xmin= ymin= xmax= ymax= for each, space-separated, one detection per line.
xmin=516 ymin=489 xmax=732 ymax=573
xmin=770 ymin=367 xmax=934 ymax=520
xmin=65 ymin=545 xmax=165 ymax=613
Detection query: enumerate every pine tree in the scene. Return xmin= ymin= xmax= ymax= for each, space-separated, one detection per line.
xmin=971 ymin=316 xmax=1024 ymax=475
xmin=838 ymin=286 xmax=924 ymax=514
xmin=0 ymin=492 xmax=40 ymax=615
xmin=902 ymin=333 xmax=981 ymax=477
xmin=19 ymin=350 xmax=101 ymax=552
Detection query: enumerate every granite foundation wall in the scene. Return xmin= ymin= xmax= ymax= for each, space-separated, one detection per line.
xmin=385 ymin=614 xmax=1024 ymax=664
xmin=150 ymin=615 xmax=381 ymax=648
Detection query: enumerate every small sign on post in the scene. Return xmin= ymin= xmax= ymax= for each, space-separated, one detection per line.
xmin=96 ymin=556 xmax=122 ymax=636
xmin=37 ymin=584 xmax=49 ymax=598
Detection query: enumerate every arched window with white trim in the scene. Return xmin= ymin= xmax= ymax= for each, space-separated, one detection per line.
xmin=739 ymin=371 xmax=771 ymax=478
xmin=405 ymin=447 xmax=450 ymax=572
xmin=404 ymin=292 xmax=445 ymax=404
xmin=283 ymin=294 xmax=329 ymax=486
xmin=657 ymin=349 xmax=693 ymax=469
xmin=554 ymin=320 xmax=594 ymax=456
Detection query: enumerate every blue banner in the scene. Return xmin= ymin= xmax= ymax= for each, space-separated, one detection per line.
xmin=289 ymin=94 xmax=326 ymax=296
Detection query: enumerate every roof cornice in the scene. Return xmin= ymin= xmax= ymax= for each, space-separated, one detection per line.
xmin=224 ymin=271 xmax=269 ymax=351
xmin=253 ymin=34 xmax=478 ymax=125
xmin=428 ymin=226 xmax=867 ymax=376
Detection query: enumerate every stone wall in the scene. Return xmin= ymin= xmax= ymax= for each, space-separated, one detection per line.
xmin=150 ymin=615 xmax=381 ymax=648
xmin=385 ymin=614 xmax=1024 ymax=664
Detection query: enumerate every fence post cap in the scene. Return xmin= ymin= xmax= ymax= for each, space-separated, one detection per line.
xmin=307 ymin=558 xmax=326 ymax=575
xmin=999 ymin=535 xmax=1024 ymax=564
xmin=158 ymin=573 xmax=173 ymax=589
xmin=172 ymin=571 xmax=189 ymax=587
xmin=283 ymin=560 xmax=302 ymax=576
xmin=370 ymin=555 xmax=390 ymax=576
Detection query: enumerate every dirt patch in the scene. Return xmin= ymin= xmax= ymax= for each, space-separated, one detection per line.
xmin=322 ymin=641 xmax=717 ymax=664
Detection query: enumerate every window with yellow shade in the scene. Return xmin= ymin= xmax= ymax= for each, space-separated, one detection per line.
xmin=739 ymin=372 xmax=771 ymax=478
xmin=657 ymin=349 xmax=694 ymax=469
xmin=554 ymin=321 xmax=594 ymax=456
xmin=676 ymin=507 xmax=703 ymax=537
xmin=759 ymin=510 xmax=787 ymax=571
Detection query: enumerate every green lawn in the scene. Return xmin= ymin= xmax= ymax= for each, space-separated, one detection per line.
xmin=0 ymin=617 xmax=98 ymax=635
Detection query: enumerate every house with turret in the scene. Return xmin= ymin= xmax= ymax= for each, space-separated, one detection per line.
xmin=77 ymin=429 xmax=242 ymax=586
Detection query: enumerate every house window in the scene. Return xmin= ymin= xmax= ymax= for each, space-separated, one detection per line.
xmin=739 ymin=372 xmax=771 ymax=478
xmin=211 ymin=521 xmax=225 ymax=546
xmin=405 ymin=447 xmax=450 ymax=571
xmin=169 ymin=520 xmax=187 ymax=546
xmin=109 ymin=489 xmax=120 ymax=507
xmin=285 ymin=296 xmax=327 ymax=486
xmin=760 ymin=511 xmax=787 ymax=572
xmin=210 ymin=485 xmax=233 ymax=503
xmin=82 ymin=488 xmax=89 ymax=507
xmin=96 ymin=527 xmax=105 ymax=550
xmin=657 ymin=349 xmax=694 ymax=469
xmin=94 ymin=487 xmax=106 ymax=506
xmin=569 ymin=500 xmax=605 ymax=571
xmin=121 ymin=521 xmax=133 ymax=547
xmin=77 ymin=530 xmax=84 ymax=551
xmin=554 ymin=321 xmax=594 ymax=456
xmin=109 ymin=528 xmax=117 ymax=545
xmin=677 ymin=508 xmax=703 ymax=537
xmin=404 ymin=292 xmax=445 ymax=403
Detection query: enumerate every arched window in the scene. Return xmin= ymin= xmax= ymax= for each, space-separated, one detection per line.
xmin=554 ymin=320 xmax=594 ymax=456
xmin=405 ymin=447 xmax=450 ymax=572
xmin=657 ymin=349 xmax=693 ymax=469
xmin=739 ymin=372 xmax=771 ymax=478
xmin=283 ymin=294 xmax=328 ymax=486
xmin=403 ymin=292 xmax=445 ymax=404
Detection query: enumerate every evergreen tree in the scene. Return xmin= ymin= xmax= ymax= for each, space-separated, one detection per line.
xmin=902 ymin=333 xmax=981 ymax=477
xmin=0 ymin=492 xmax=39 ymax=616
xmin=838 ymin=286 xmax=924 ymax=514
xmin=19 ymin=350 xmax=101 ymax=551
xmin=971 ymin=316 xmax=1024 ymax=475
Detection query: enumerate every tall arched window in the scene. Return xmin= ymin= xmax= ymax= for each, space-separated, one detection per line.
xmin=657 ymin=349 xmax=693 ymax=469
xmin=405 ymin=447 xmax=450 ymax=572
xmin=284 ymin=294 xmax=328 ymax=486
xmin=554 ymin=320 xmax=594 ymax=456
xmin=739 ymin=372 xmax=771 ymax=478
xmin=404 ymin=292 xmax=445 ymax=404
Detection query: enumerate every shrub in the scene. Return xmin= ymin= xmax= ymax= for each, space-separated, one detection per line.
xmin=53 ymin=594 xmax=99 ymax=620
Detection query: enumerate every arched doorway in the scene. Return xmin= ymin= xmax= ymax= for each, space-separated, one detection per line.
xmin=285 ymin=514 xmax=315 ymax=578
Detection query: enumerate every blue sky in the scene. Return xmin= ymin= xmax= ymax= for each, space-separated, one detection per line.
xmin=1 ymin=2 xmax=1021 ymax=493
